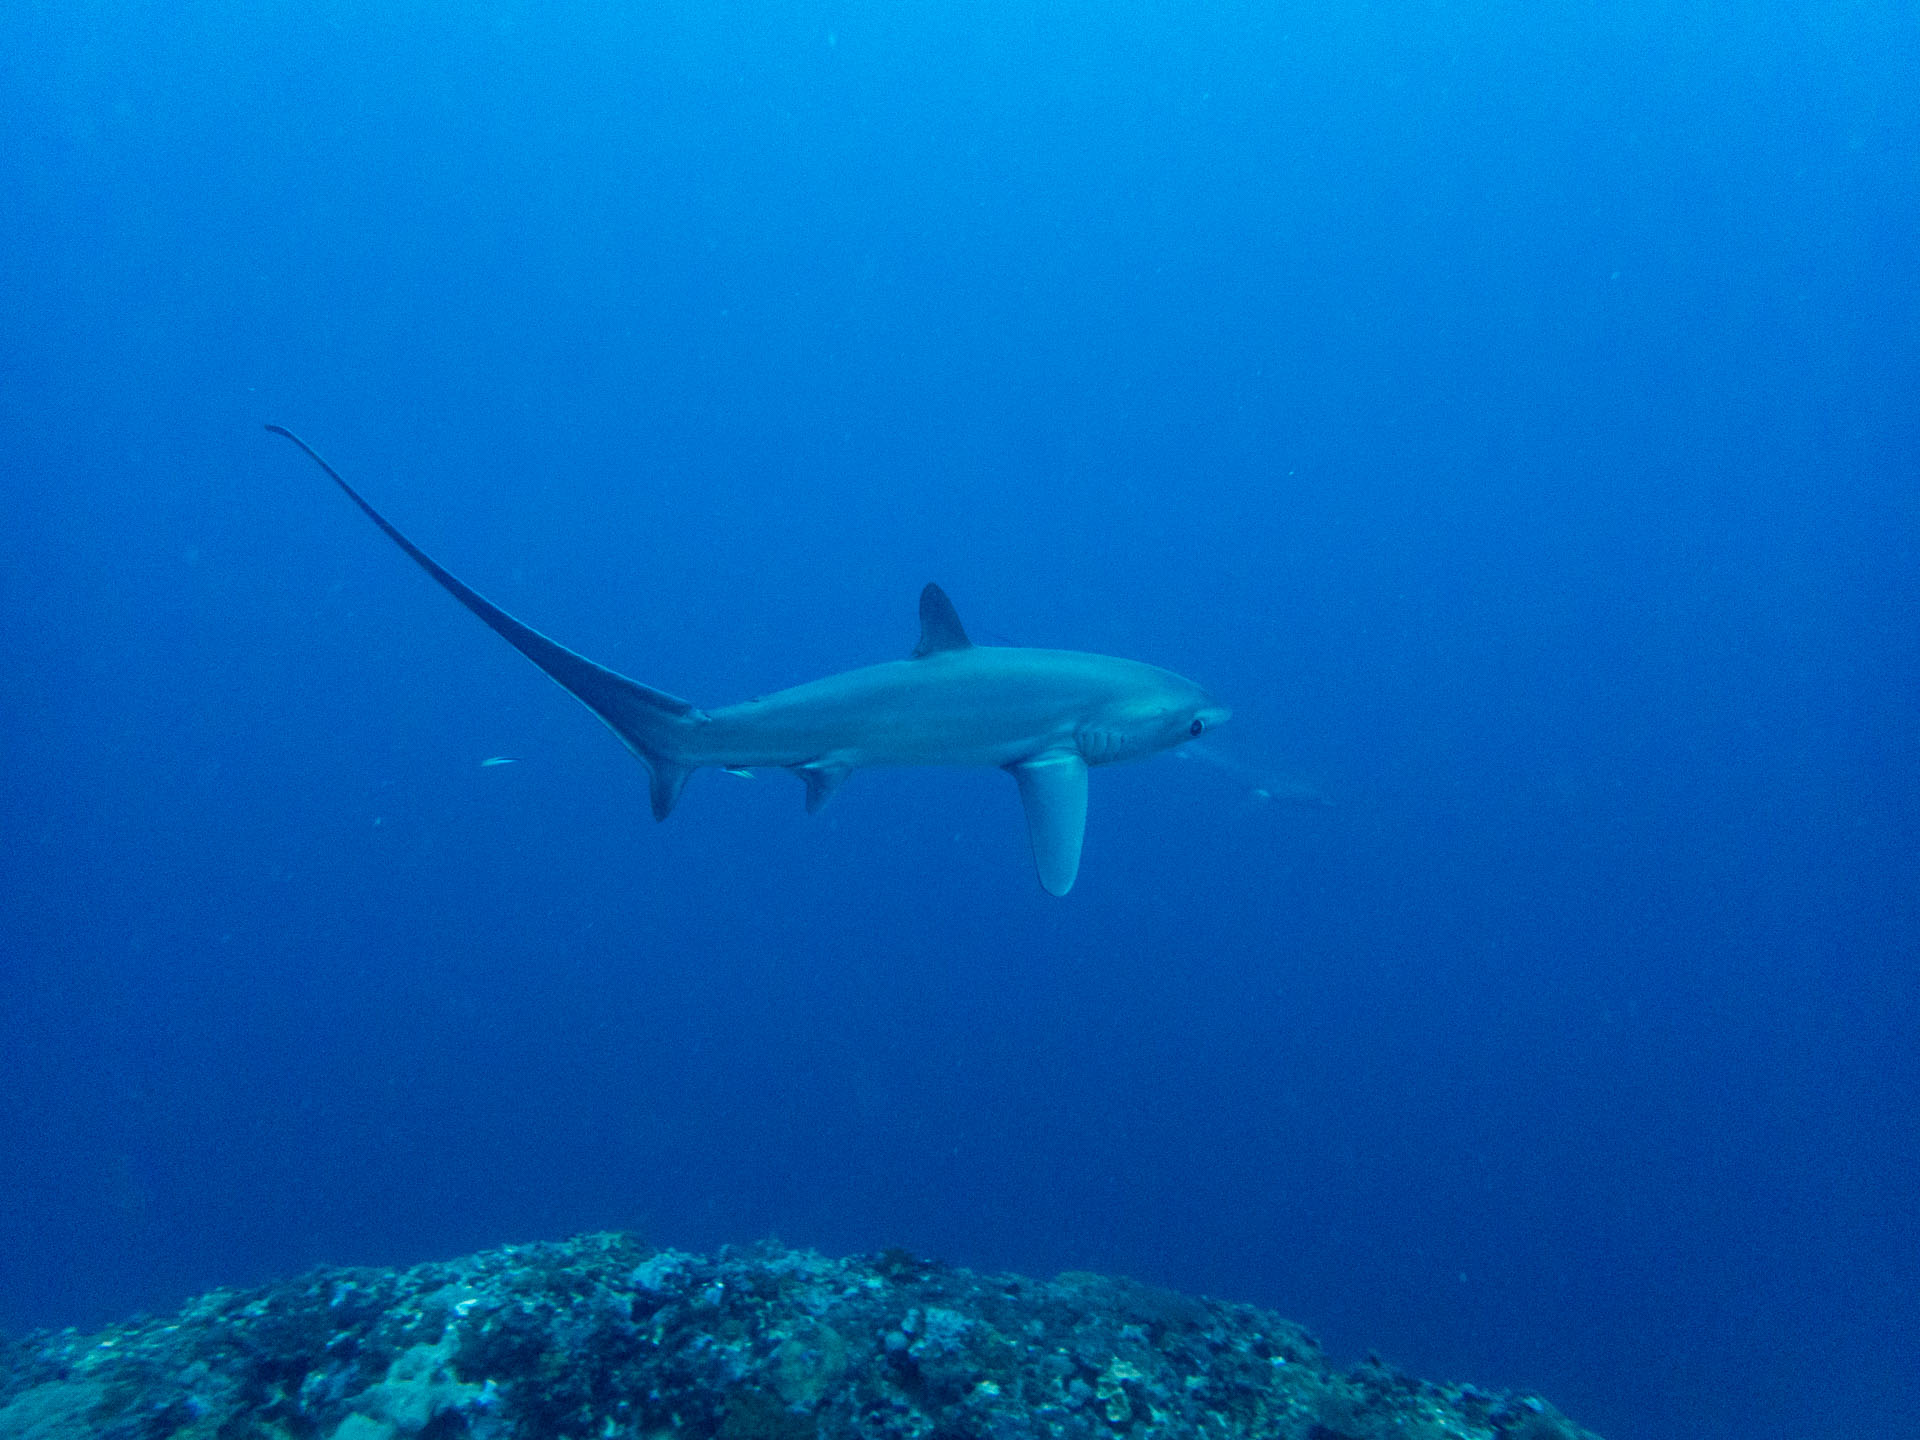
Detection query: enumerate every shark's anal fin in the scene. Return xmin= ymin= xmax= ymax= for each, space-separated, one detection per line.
xmin=1007 ymin=751 xmax=1089 ymax=897
xmin=792 ymin=759 xmax=853 ymax=814
xmin=267 ymin=425 xmax=702 ymax=821
xmin=911 ymin=583 xmax=973 ymax=657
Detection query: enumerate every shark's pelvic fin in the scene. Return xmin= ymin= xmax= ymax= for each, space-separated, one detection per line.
xmin=792 ymin=759 xmax=854 ymax=814
xmin=266 ymin=425 xmax=703 ymax=820
xmin=911 ymin=583 xmax=973 ymax=658
xmin=1007 ymin=751 xmax=1089 ymax=897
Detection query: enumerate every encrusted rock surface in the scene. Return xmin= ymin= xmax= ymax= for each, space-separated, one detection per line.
xmin=0 ymin=1234 xmax=1601 ymax=1440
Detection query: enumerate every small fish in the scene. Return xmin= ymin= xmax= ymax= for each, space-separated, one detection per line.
xmin=479 ymin=756 xmax=520 ymax=768
xmin=723 ymin=767 xmax=756 ymax=778
xmin=1180 ymin=740 xmax=1332 ymax=807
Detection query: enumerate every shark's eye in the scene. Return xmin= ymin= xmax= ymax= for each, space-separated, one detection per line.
xmin=1189 ymin=719 xmax=1204 ymax=737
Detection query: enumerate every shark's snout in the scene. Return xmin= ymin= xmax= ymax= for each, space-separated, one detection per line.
xmin=1194 ymin=703 xmax=1232 ymax=735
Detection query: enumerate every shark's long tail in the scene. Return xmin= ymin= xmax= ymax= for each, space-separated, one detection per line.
xmin=266 ymin=425 xmax=701 ymax=819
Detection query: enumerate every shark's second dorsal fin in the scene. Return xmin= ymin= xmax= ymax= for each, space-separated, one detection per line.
xmin=912 ymin=583 xmax=973 ymax=658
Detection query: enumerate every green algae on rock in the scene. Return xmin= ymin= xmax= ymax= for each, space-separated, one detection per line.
xmin=0 ymin=1234 xmax=1601 ymax=1440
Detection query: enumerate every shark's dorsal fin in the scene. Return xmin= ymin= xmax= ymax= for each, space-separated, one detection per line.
xmin=912 ymin=583 xmax=973 ymax=658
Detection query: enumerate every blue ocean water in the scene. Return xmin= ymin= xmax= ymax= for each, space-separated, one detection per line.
xmin=2 ymin=2 xmax=1915 ymax=1436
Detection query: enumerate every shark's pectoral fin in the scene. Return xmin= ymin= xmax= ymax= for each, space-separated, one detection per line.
xmin=1007 ymin=751 xmax=1089 ymax=897
xmin=793 ymin=759 xmax=854 ymax=814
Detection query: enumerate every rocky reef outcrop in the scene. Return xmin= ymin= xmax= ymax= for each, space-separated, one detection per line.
xmin=0 ymin=1233 xmax=1600 ymax=1440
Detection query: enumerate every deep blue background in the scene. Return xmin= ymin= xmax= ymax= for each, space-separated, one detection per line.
xmin=3 ymin=3 xmax=1916 ymax=1437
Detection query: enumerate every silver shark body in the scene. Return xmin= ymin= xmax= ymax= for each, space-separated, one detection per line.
xmin=269 ymin=427 xmax=1228 ymax=894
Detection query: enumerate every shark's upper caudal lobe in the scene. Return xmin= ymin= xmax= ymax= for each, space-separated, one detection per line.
xmin=268 ymin=426 xmax=1228 ymax=894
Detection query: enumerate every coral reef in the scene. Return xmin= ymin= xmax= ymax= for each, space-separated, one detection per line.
xmin=0 ymin=1234 xmax=1601 ymax=1440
